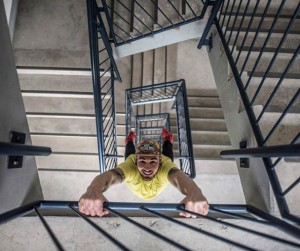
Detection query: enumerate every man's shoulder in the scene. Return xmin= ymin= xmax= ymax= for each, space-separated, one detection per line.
xmin=118 ymin=154 xmax=136 ymax=166
xmin=161 ymin=154 xmax=178 ymax=168
xmin=117 ymin=154 xmax=139 ymax=182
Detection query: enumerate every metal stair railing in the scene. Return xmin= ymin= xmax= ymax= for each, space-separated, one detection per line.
xmin=136 ymin=113 xmax=170 ymax=145
xmin=1 ymin=200 xmax=300 ymax=250
xmin=100 ymin=0 xmax=212 ymax=46
xmin=126 ymin=80 xmax=195 ymax=178
xmin=198 ymin=0 xmax=300 ymax=225
xmin=87 ymin=0 xmax=122 ymax=173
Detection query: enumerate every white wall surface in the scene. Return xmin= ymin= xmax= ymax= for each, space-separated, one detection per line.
xmin=3 ymin=0 xmax=18 ymax=39
xmin=0 ymin=0 xmax=43 ymax=214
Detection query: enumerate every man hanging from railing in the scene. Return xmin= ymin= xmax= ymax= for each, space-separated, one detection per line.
xmin=79 ymin=129 xmax=209 ymax=217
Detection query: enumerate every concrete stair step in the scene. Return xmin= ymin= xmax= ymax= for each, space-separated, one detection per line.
xmin=171 ymin=118 xmax=228 ymax=132
xmin=194 ymin=159 xmax=238 ymax=175
xmin=27 ymin=112 xmax=125 ymax=125
xmin=236 ymin=51 xmax=300 ymax=79
xmin=13 ymin=0 xmax=90 ymax=68
xmin=27 ymin=116 xmax=126 ymax=135
xmin=174 ymin=145 xmax=233 ymax=160
xmin=31 ymin=134 xmax=128 ymax=154
xmin=36 ymin=154 xmax=101 ymax=171
xmin=19 ymin=74 xmax=94 ymax=92
xmin=243 ymin=77 xmax=300 ymax=112
xmin=32 ymin=135 xmax=98 ymax=154
xmin=23 ymin=95 xmax=95 ymax=115
xmin=188 ymin=107 xmax=224 ymax=119
xmin=173 ymin=131 xmax=231 ymax=145
xmin=186 ymin=88 xmax=219 ymax=97
xmin=156 ymin=0 xmax=181 ymax=27
xmin=181 ymin=0 xmax=203 ymax=20
xmin=22 ymin=92 xmax=125 ymax=115
xmin=14 ymin=49 xmax=91 ymax=68
xmin=232 ymin=32 xmax=300 ymax=53
xmin=188 ymin=96 xmax=221 ymax=108
xmin=226 ymin=16 xmax=300 ymax=34
xmin=257 ymin=109 xmax=300 ymax=146
xmin=118 ymin=0 xmax=202 ymax=38
xmin=133 ymin=0 xmax=155 ymax=34
xmin=275 ymin=161 xmax=300 ymax=213
xmin=113 ymin=0 xmax=204 ymax=38
xmin=224 ymin=0 xmax=299 ymax=17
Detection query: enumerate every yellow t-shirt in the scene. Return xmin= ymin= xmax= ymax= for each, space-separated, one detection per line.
xmin=117 ymin=154 xmax=178 ymax=200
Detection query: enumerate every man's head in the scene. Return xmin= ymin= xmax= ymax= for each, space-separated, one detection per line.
xmin=135 ymin=139 xmax=161 ymax=181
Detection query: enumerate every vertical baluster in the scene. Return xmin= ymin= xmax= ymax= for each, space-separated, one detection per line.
xmin=250 ymin=3 xmax=300 ymax=105
xmin=234 ymin=0 xmax=260 ymax=65
xmin=130 ymin=0 xmax=135 ymax=32
xmin=34 ymin=207 xmax=65 ymax=251
xmin=239 ymin=0 xmax=272 ymax=77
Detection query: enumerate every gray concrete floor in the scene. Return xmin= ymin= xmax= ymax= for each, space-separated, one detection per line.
xmin=1 ymin=216 xmax=299 ymax=251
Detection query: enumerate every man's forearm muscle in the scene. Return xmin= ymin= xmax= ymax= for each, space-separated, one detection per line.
xmin=79 ymin=168 xmax=124 ymax=217
xmin=168 ymin=168 xmax=209 ymax=217
xmin=168 ymin=168 xmax=202 ymax=195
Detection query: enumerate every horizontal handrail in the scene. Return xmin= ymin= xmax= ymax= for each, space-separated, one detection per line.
xmin=0 ymin=142 xmax=52 ymax=156
xmin=221 ymin=143 xmax=300 ymax=158
xmin=1 ymin=201 xmax=300 ymax=248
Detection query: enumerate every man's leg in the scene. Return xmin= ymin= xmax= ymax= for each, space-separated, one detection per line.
xmin=162 ymin=128 xmax=174 ymax=162
xmin=125 ymin=131 xmax=136 ymax=160
xmin=162 ymin=140 xmax=174 ymax=162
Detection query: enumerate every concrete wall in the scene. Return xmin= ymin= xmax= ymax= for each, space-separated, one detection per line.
xmin=3 ymin=0 xmax=19 ymax=40
xmin=0 ymin=0 xmax=43 ymax=214
xmin=207 ymin=28 xmax=276 ymax=214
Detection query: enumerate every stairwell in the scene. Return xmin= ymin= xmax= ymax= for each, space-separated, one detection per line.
xmin=1 ymin=0 xmax=300 ymax=250
xmin=11 ymin=0 xmax=243 ymax=204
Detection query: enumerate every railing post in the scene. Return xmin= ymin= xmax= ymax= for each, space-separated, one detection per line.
xmin=87 ymin=0 xmax=106 ymax=173
xmin=198 ymin=0 xmax=223 ymax=49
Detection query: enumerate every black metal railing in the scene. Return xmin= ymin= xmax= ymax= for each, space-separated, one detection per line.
xmin=87 ymin=0 xmax=122 ymax=173
xmin=199 ymin=0 xmax=300 ymax=224
xmin=126 ymin=80 xmax=195 ymax=178
xmin=136 ymin=113 xmax=170 ymax=146
xmin=101 ymin=0 xmax=210 ymax=46
xmin=1 ymin=201 xmax=300 ymax=250
xmin=221 ymin=143 xmax=300 ymax=159
xmin=0 ymin=141 xmax=51 ymax=156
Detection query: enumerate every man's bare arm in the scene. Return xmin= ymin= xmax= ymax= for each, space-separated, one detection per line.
xmin=79 ymin=168 xmax=124 ymax=217
xmin=168 ymin=168 xmax=209 ymax=217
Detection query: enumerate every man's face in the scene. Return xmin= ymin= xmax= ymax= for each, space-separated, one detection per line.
xmin=136 ymin=154 xmax=160 ymax=181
